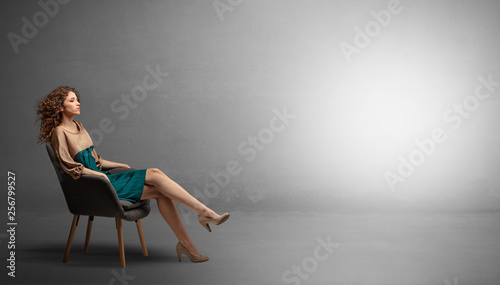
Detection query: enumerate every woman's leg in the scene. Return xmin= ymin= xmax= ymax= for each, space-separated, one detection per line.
xmin=140 ymin=168 xmax=220 ymax=219
xmin=141 ymin=184 xmax=202 ymax=255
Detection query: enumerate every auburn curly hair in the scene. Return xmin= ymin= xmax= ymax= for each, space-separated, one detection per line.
xmin=35 ymin=86 xmax=80 ymax=144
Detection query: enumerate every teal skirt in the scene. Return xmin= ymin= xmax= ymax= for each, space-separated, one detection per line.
xmin=74 ymin=146 xmax=146 ymax=203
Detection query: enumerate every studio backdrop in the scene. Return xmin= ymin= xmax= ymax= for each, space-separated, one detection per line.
xmin=1 ymin=0 xmax=500 ymax=215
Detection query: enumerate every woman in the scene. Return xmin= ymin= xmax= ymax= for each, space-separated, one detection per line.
xmin=36 ymin=86 xmax=229 ymax=263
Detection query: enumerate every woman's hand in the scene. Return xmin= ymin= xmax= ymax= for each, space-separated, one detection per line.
xmin=120 ymin=163 xmax=131 ymax=168
xmin=99 ymin=173 xmax=110 ymax=182
xmin=82 ymin=167 xmax=110 ymax=182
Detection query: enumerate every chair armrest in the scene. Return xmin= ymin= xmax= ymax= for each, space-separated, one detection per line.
xmin=60 ymin=173 xmax=125 ymax=217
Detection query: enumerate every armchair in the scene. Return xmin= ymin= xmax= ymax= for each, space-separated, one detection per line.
xmin=45 ymin=142 xmax=150 ymax=268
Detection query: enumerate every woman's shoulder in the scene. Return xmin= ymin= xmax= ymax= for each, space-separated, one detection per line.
xmin=51 ymin=125 xmax=64 ymax=144
xmin=74 ymin=120 xmax=90 ymax=134
xmin=74 ymin=120 xmax=84 ymax=128
xmin=52 ymin=120 xmax=84 ymax=135
xmin=52 ymin=124 xmax=64 ymax=134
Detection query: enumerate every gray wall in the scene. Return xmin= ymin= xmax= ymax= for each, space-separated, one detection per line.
xmin=1 ymin=0 xmax=500 ymax=213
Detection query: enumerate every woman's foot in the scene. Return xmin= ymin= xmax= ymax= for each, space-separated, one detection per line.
xmin=198 ymin=213 xmax=230 ymax=232
xmin=198 ymin=208 xmax=219 ymax=220
xmin=176 ymin=242 xmax=209 ymax=263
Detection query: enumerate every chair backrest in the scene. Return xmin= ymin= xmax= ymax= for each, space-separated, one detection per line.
xmin=46 ymin=142 xmax=66 ymax=183
xmin=46 ymin=141 xmax=81 ymax=214
xmin=45 ymin=142 xmax=132 ymax=218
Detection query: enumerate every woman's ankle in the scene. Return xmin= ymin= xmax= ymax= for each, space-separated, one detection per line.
xmin=179 ymin=239 xmax=199 ymax=255
xmin=198 ymin=208 xmax=215 ymax=218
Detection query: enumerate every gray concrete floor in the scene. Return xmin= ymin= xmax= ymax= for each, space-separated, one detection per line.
xmin=2 ymin=210 xmax=500 ymax=285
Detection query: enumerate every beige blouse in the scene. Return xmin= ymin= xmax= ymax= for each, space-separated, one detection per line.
xmin=51 ymin=120 xmax=103 ymax=180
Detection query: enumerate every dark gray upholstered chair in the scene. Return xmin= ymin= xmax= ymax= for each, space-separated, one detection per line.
xmin=46 ymin=142 xmax=151 ymax=268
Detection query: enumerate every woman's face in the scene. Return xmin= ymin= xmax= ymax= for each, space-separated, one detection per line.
xmin=60 ymin=91 xmax=80 ymax=116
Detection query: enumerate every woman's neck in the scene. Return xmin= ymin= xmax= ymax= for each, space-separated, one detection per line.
xmin=59 ymin=114 xmax=75 ymax=128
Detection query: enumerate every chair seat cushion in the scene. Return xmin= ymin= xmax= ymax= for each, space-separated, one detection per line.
xmin=120 ymin=199 xmax=149 ymax=210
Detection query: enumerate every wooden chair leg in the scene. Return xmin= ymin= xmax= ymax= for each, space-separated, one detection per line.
xmin=84 ymin=216 xmax=94 ymax=254
xmin=63 ymin=215 xmax=79 ymax=263
xmin=135 ymin=220 xmax=148 ymax=256
xmin=115 ymin=218 xmax=126 ymax=268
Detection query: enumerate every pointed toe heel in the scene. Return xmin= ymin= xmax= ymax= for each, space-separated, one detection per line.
xmin=175 ymin=242 xmax=209 ymax=263
xmin=198 ymin=213 xmax=230 ymax=233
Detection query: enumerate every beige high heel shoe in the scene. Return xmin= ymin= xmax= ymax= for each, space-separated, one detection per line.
xmin=198 ymin=213 xmax=230 ymax=232
xmin=176 ymin=242 xmax=209 ymax=263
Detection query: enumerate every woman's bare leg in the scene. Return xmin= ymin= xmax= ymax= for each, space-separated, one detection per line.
xmin=141 ymin=183 xmax=201 ymax=255
xmin=141 ymin=168 xmax=220 ymax=219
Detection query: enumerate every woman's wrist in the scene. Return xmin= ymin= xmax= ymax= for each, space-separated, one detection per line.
xmin=101 ymin=160 xmax=130 ymax=169
xmin=81 ymin=167 xmax=107 ymax=177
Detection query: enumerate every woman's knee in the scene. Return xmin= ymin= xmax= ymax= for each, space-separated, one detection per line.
xmin=145 ymin=168 xmax=167 ymax=183
xmin=149 ymin=168 xmax=163 ymax=174
xmin=147 ymin=168 xmax=164 ymax=177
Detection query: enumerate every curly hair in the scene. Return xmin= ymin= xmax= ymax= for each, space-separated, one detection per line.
xmin=35 ymin=86 xmax=80 ymax=144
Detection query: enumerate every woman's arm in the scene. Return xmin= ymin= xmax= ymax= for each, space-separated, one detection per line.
xmin=81 ymin=167 xmax=110 ymax=182
xmin=100 ymin=159 xmax=131 ymax=169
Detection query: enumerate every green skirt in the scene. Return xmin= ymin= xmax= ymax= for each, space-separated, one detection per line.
xmin=74 ymin=146 xmax=146 ymax=203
